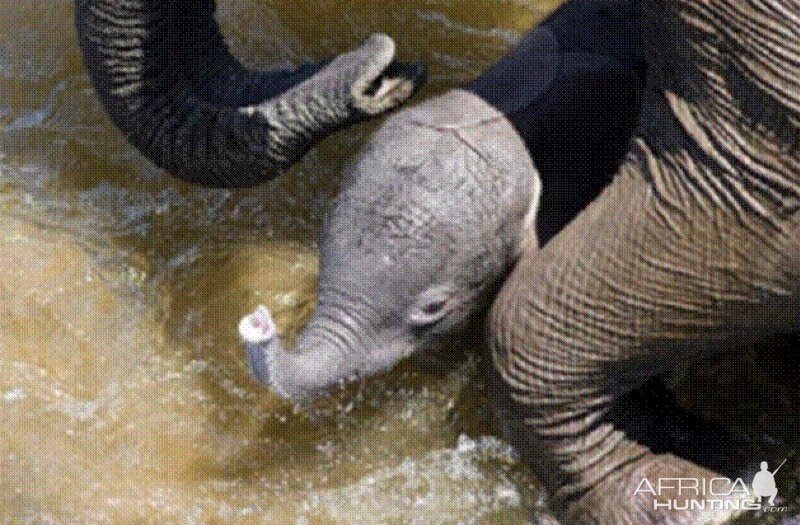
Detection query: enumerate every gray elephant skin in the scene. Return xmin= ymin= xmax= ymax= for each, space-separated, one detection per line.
xmin=79 ymin=0 xmax=800 ymax=524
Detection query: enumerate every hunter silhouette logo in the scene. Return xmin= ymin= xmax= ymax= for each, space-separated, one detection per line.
xmin=752 ymin=459 xmax=785 ymax=507
xmin=634 ymin=459 xmax=789 ymax=512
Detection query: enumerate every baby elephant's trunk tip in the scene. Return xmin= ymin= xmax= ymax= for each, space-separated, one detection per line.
xmin=239 ymin=305 xmax=285 ymax=394
xmin=239 ymin=305 xmax=277 ymax=344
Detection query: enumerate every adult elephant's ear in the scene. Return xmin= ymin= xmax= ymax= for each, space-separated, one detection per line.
xmin=75 ymin=0 xmax=426 ymax=187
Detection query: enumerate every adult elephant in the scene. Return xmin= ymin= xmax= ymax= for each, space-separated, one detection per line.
xmin=74 ymin=0 xmax=425 ymax=186
xmin=488 ymin=0 xmax=800 ymax=523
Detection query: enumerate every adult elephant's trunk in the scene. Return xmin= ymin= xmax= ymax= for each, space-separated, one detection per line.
xmin=239 ymin=303 xmax=384 ymax=400
xmin=75 ymin=0 xmax=425 ymax=187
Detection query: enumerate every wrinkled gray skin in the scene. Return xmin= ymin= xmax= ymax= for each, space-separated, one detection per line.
xmin=240 ymin=1 xmax=800 ymax=524
xmin=487 ymin=0 xmax=800 ymax=524
xmin=75 ymin=0 xmax=425 ymax=187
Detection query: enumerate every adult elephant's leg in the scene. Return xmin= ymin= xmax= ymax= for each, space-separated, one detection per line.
xmin=488 ymin=151 xmax=800 ymax=524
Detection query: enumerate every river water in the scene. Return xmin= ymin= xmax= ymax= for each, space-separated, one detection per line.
xmin=0 ymin=1 xmax=562 ymax=524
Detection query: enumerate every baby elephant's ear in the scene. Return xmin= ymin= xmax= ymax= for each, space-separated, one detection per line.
xmin=408 ymin=284 xmax=457 ymax=327
xmin=75 ymin=0 xmax=426 ymax=187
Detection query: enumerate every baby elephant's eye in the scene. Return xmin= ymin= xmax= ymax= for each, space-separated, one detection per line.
xmin=422 ymin=300 xmax=447 ymax=315
xmin=409 ymin=285 xmax=455 ymax=327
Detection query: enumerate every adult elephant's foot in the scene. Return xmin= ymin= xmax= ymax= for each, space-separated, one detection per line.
xmin=566 ymin=454 xmax=746 ymax=525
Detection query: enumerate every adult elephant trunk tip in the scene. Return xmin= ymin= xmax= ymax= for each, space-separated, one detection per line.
xmin=347 ymin=33 xmax=427 ymax=116
xmin=74 ymin=0 xmax=426 ymax=187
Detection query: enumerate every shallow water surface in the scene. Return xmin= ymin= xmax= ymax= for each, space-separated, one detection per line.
xmin=0 ymin=1 xmax=562 ymax=523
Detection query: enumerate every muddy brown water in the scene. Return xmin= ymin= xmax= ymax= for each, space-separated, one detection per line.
xmin=0 ymin=1 xmax=562 ymax=524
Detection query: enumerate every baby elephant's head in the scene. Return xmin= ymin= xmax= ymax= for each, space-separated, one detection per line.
xmin=240 ymin=90 xmax=540 ymax=400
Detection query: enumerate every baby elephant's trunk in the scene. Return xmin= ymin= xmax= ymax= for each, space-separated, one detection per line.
xmin=239 ymin=303 xmax=376 ymax=400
